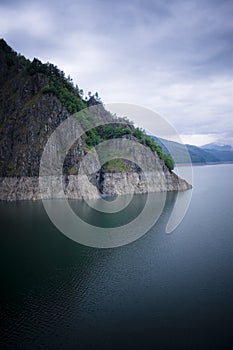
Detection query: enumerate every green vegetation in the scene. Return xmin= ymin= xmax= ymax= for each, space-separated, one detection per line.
xmin=26 ymin=58 xmax=87 ymax=113
xmin=85 ymin=128 xmax=102 ymax=147
xmin=42 ymin=83 xmax=86 ymax=113
xmin=85 ymin=125 xmax=174 ymax=171
xmin=0 ymin=39 xmax=30 ymax=68
xmin=102 ymin=125 xmax=132 ymax=139
xmin=85 ymin=125 xmax=131 ymax=148
xmin=0 ymin=39 xmax=88 ymax=114
xmin=132 ymin=128 xmax=174 ymax=170
xmin=102 ymin=159 xmax=127 ymax=172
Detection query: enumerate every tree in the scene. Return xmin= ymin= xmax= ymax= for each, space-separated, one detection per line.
xmin=79 ymin=89 xmax=84 ymax=98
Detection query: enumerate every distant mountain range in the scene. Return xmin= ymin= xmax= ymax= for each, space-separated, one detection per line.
xmin=201 ymin=143 xmax=233 ymax=152
xmin=151 ymin=137 xmax=233 ymax=165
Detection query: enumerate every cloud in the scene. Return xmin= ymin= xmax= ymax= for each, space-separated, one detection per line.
xmin=1 ymin=0 xmax=233 ymax=145
xmin=0 ymin=3 xmax=53 ymax=39
xmin=180 ymin=134 xmax=221 ymax=147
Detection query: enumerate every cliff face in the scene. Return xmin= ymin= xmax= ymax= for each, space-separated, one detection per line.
xmin=99 ymin=169 xmax=190 ymax=196
xmin=0 ymin=39 xmax=191 ymax=201
xmin=0 ymin=58 xmax=83 ymax=177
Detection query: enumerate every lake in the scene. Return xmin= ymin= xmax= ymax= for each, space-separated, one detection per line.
xmin=0 ymin=164 xmax=233 ymax=349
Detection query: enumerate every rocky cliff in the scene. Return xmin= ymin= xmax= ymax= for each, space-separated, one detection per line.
xmin=0 ymin=39 xmax=191 ymax=201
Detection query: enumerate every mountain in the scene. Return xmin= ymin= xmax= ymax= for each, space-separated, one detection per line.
xmin=199 ymin=143 xmax=233 ymax=162
xmin=201 ymin=143 xmax=233 ymax=151
xmin=151 ymin=137 xmax=233 ymax=164
xmin=0 ymin=39 xmax=191 ymax=200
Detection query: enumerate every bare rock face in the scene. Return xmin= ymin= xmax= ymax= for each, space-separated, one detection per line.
xmin=93 ymin=138 xmax=192 ymax=196
xmin=0 ymin=170 xmax=191 ymax=201
xmin=0 ymin=175 xmax=99 ymax=201
xmin=99 ymin=171 xmax=191 ymax=196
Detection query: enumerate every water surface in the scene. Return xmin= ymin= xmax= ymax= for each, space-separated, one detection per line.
xmin=0 ymin=164 xmax=233 ymax=349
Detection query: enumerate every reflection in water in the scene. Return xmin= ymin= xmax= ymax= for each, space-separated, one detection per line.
xmin=42 ymin=191 xmax=169 ymax=248
xmin=70 ymin=193 xmax=148 ymax=228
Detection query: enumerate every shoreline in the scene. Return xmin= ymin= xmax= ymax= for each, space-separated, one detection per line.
xmin=0 ymin=171 xmax=192 ymax=202
xmin=175 ymin=161 xmax=233 ymax=167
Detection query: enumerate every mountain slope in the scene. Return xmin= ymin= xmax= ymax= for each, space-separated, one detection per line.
xmin=151 ymin=136 xmax=233 ymax=164
xmin=201 ymin=143 xmax=233 ymax=151
xmin=0 ymin=39 xmax=88 ymax=177
xmin=200 ymin=143 xmax=233 ymax=162
xmin=0 ymin=39 xmax=191 ymax=200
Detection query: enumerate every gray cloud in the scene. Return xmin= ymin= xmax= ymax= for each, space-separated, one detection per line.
xmin=1 ymin=0 xmax=233 ymax=145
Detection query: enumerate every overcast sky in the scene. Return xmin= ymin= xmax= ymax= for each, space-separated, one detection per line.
xmin=1 ymin=0 xmax=233 ymax=146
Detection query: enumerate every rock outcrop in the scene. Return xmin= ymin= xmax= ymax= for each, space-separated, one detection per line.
xmin=0 ymin=170 xmax=191 ymax=201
